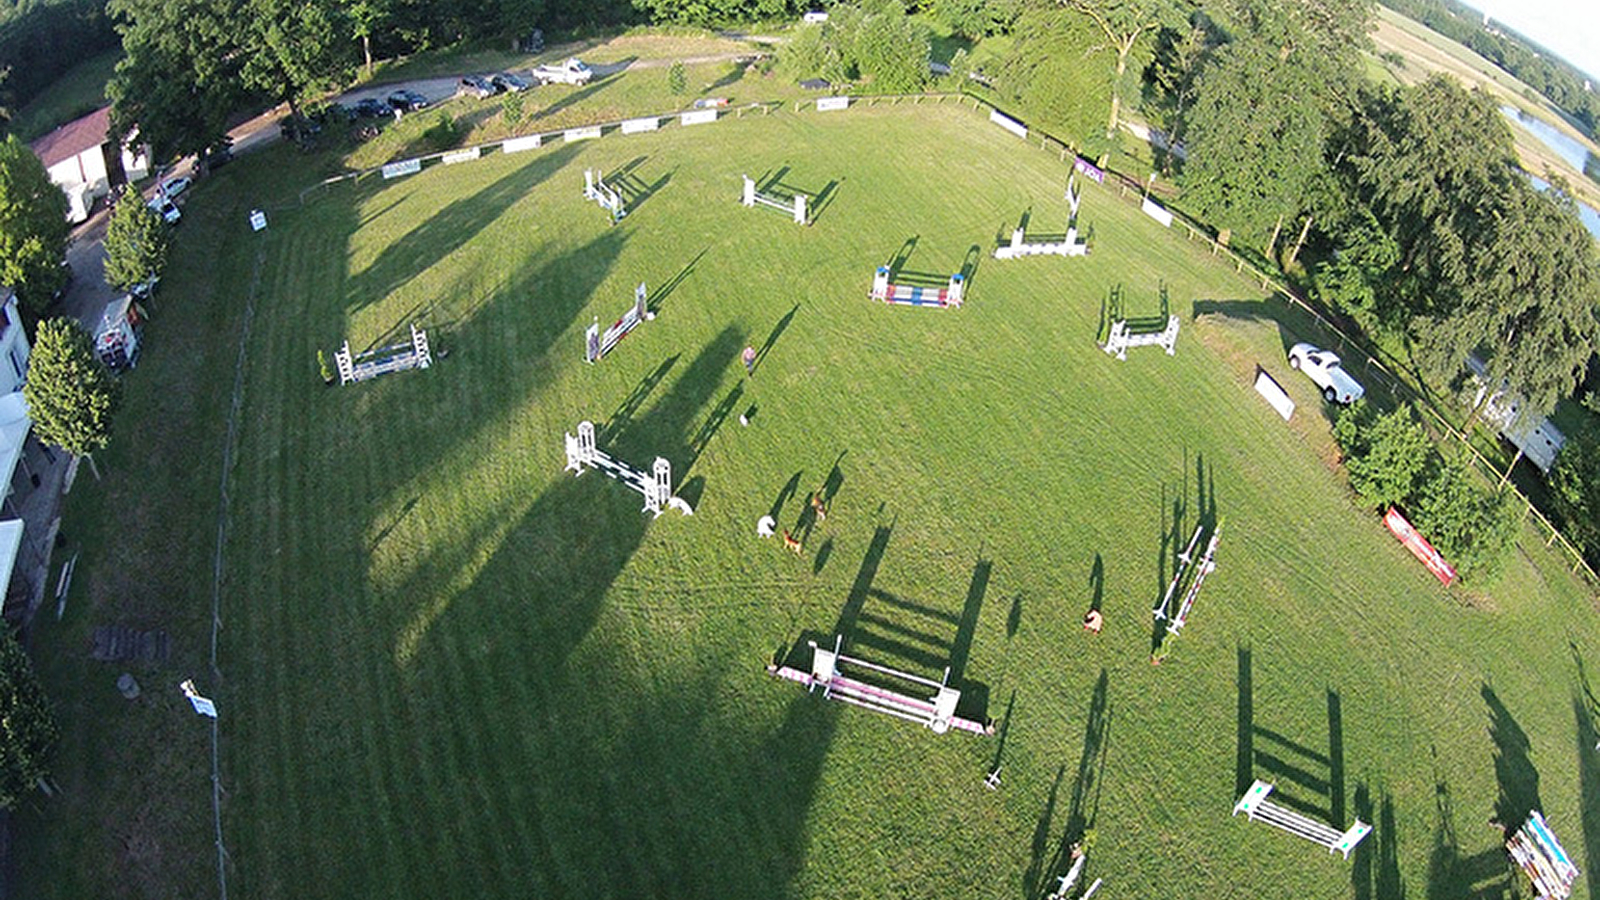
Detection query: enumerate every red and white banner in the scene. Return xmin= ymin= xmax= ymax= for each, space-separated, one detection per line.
xmin=1384 ymin=508 xmax=1457 ymax=586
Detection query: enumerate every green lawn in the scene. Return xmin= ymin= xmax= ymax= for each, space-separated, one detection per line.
xmin=17 ymin=99 xmax=1600 ymax=900
xmin=6 ymin=49 xmax=120 ymax=142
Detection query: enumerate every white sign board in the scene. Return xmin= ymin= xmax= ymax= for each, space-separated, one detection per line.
xmin=564 ymin=126 xmax=602 ymax=142
xmin=621 ymin=116 xmax=660 ymax=134
xmin=989 ymin=109 xmax=1028 ymax=139
xmin=502 ymin=135 xmax=542 ymax=154
xmin=381 ymin=158 xmax=422 ymax=180
xmin=680 ymin=109 xmax=718 ymax=126
xmin=180 ymin=679 xmax=218 ymax=718
xmin=442 ymin=147 xmax=480 ymax=165
xmin=817 ymin=96 xmax=850 ymax=112
xmin=1141 ymin=197 xmax=1174 ymax=228
xmin=1254 ymin=369 xmax=1295 ymax=421
xmin=248 ymin=209 xmax=267 ymax=232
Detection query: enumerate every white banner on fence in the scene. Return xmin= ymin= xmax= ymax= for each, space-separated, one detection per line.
xmin=1254 ymin=369 xmax=1295 ymax=421
xmin=1141 ymin=197 xmax=1174 ymax=228
xmin=817 ymin=96 xmax=849 ymax=112
xmin=502 ymin=134 xmax=542 ymax=154
xmin=565 ymin=126 xmax=602 ymax=142
xmin=381 ymin=158 xmax=422 ymax=180
xmin=680 ymin=109 xmax=718 ymax=126
xmin=621 ymin=116 xmax=661 ymax=134
xmin=989 ymin=109 xmax=1028 ymax=139
xmin=442 ymin=147 xmax=480 ymax=165
xmin=1074 ymin=157 xmax=1106 ymax=184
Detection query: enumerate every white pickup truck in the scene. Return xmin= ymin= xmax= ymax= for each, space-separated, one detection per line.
xmin=1288 ymin=343 xmax=1365 ymax=405
xmin=531 ymin=58 xmax=593 ymax=86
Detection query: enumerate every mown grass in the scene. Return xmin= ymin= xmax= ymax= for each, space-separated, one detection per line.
xmin=16 ymin=99 xmax=1600 ymax=900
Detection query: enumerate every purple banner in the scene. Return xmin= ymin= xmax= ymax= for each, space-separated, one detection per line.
xmin=1073 ymin=157 xmax=1105 ymax=184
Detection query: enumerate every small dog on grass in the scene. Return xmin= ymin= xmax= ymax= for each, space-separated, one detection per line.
xmin=781 ymin=529 xmax=804 ymax=556
xmin=809 ymin=492 xmax=828 ymax=523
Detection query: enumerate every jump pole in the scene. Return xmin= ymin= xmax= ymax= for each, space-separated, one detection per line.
xmin=741 ymin=175 xmax=807 ymax=225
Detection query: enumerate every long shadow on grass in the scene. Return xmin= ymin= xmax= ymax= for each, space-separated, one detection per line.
xmin=345 ymin=144 xmax=580 ymax=310
xmin=1420 ymin=753 xmax=1511 ymax=900
xmin=1035 ymin=669 xmax=1112 ymax=900
xmin=1574 ymin=695 xmax=1600 ymax=900
xmin=1233 ymin=647 xmax=1346 ymax=825
xmin=1351 ymin=784 xmax=1406 ymax=900
xmin=1483 ymin=683 xmax=1542 ymax=829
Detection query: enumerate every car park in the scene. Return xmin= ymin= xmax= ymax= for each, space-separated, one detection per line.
xmin=491 ymin=72 xmax=529 ymax=93
xmin=1288 ymin=343 xmax=1366 ymax=404
xmin=387 ymin=90 xmax=429 ymax=111
xmin=459 ymin=76 xmax=495 ymax=99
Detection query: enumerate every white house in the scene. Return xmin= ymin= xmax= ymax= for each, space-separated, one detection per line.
xmin=29 ymin=106 xmax=151 ymax=209
xmin=0 ymin=288 xmax=31 ymax=396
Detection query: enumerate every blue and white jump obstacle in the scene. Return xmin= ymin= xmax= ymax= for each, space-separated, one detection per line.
xmin=1103 ymin=315 xmax=1179 ymax=360
xmin=1508 ymin=811 xmax=1579 ymax=900
xmin=1233 ymin=780 xmax=1371 ymax=860
xmin=583 ymin=169 xmax=626 ymax=224
xmin=995 ymin=175 xmax=1089 ymax=259
xmin=767 ymin=635 xmax=992 ymax=736
xmin=585 ymin=282 xmax=652 ymax=364
xmin=334 ymin=323 xmax=432 ymax=386
xmin=563 ymin=420 xmax=691 ymax=518
xmin=741 ymin=175 xmax=807 ymax=225
xmin=870 ymin=267 xmax=965 ymax=309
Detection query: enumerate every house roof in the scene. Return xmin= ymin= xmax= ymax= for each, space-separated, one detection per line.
xmin=30 ymin=106 xmax=113 ymax=169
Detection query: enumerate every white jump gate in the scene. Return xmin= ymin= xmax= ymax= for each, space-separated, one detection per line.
xmin=1103 ymin=315 xmax=1179 ymax=360
xmin=1233 ymin=780 xmax=1371 ymax=860
xmin=995 ymin=175 xmax=1089 ymax=259
xmin=334 ymin=323 xmax=432 ymax=386
xmin=583 ymin=169 xmax=627 ymax=224
xmin=767 ymin=635 xmax=991 ymax=735
xmin=1153 ymin=522 xmax=1220 ymax=634
xmin=585 ymin=282 xmax=652 ymax=363
xmin=563 ymin=420 xmax=690 ymax=517
xmin=741 ymin=175 xmax=807 ymax=225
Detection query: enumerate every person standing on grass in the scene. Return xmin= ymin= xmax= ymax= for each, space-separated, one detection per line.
xmin=742 ymin=345 xmax=756 ymax=376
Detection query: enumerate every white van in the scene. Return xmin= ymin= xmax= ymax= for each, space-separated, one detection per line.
xmin=147 ymin=193 xmax=180 ymax=225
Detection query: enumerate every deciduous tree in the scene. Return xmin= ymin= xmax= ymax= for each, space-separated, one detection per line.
xmin=23 ymin=318 xmax=120 ymax=457
xmin=102 ymin=184 xmax=168 ymax=293
xmin=1059 ymin=0 xmax=1183 ymax=140
xmin=0 ymin=134 xmax=69 ymax=315
xmin=106 ymin=0 xmax=248 ymax=163
xmin=0 ymin=628 xmax=56 ymax=810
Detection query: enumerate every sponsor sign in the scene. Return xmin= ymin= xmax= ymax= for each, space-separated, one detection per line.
xmin=988 ymin=109 xmax=1027 ymax=139
xmin=381 ymin=158 xmax=422 ymax=179
xmin=621 ymin=117 xmax=660 ymax=134
xmin=1073 ymin=157 xmax=1106 ymax=184
xmin=1253 ymin=368 xmax=1294 ymax=421
xmin=564 ymin=126 xmax=602 ymax=142
xmin=817 ymin=97 xmax=850 ymax=112
xmin=1141 ymin=197 xmax=1174 ymax=227
xmin=1384 ymin=508 xmax=1458 ymax=586
xmin=502 ymin=135 xmax=542 ymax=153
xmin=248 ymin=209 xmax=267 ymax=232
xmin=442 ymin=147 xmax=480 ymax=165
xmin=680 ymin=109 xmax=718 ymax=126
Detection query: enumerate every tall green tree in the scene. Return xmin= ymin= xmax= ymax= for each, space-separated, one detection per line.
xmin=1059 ymin=0 xmax=1183 ymax=140
xmin=998 ymin=7 xmax=1114 ymax=154
xmin=0 ymin=628 xmax=56 ymax=810
xmin=102 ymin=184 xmax=169 ymax=293
xmin=1179 ymin=38 xmax=1325 ymax=250
xmin=240 ymin=0 xmax=352 ymax=117
xmin=0 ymin=134 xmax=69 ymax=315
xmin=106 ymin=0 xmax=248 ymax=163
xmin=23 ymin=318 xmax=120 ymax=457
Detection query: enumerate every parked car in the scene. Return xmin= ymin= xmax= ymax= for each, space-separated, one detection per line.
xmin=491 ymin=72 xmax=529 ymax=93
xmin=147 ymin=193 xmax=180 ymax=225
xmin=1288 ymin=343 xmax=1365 ymax=405
xmin=531 ymin=58 xmax=593 ymax=86
xmin=161 ymin=176 xmax=192 ymax=199
xmin=387 ymin=90 xmax=429 ymax=111
xmin=459 ymin=75 xmax=495 ymax=99
xmin=353 ymin=97 xmax=389 ymax=118
xmin=199 ymin=141 xmax=232 ymax=172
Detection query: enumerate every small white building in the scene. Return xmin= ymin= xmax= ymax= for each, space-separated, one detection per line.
xmin=1467 ymin=355 xmax=1566 ymax=474
xmin=29 ymin=106 xmax=151 ymax=213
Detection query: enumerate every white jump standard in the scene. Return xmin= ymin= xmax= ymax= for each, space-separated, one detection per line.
xmin=741 ymin=175 xmax=807 ymax=225
xmin=334 ymin=323 xmax=432 ymax=385
xmin=870 ymin=267 xmax=965 ymax=309
xmin=1102 ymin=315 xmax=1179 ymax=360
xmin=585 ymin=282 xmax=653 ymax=363
xmin=1233 ymin=780 xmax=1371 ymax=859
xmin=562 ymin=420 xmax=692 ymax=517
xmin=583 ymin=169 xmax=627 ymax=224
xmin=995 ymin=174 xmax=1089 ymax=259
xmin=1155 ymin=522 xmax=1220 ymax=635
xmin=766 ymin=635 xmax=992 ymax=735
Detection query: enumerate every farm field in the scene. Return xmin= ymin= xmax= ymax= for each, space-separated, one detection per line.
xmin=17 ymin=100 xmax=1600 ymax=900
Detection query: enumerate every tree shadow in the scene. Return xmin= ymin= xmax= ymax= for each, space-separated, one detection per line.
xmin=1190 ymin=295 xmax=1323 ymax=359
xmin=1423 ymin=751 xmax=1511 ymax=900
xmin=1482 ymin=683 xmax=1542 ymax=829
xmin=345 ymin=144 xmax=579 ymax=311
xmin=1573 ymin=694 xmax=1600 ymax=900
xmin=600 ymin=354 xmax=677 ymax=444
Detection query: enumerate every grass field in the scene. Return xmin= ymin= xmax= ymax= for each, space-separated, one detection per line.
xmin=17 ymin=99 xmax=1600 ymax=900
